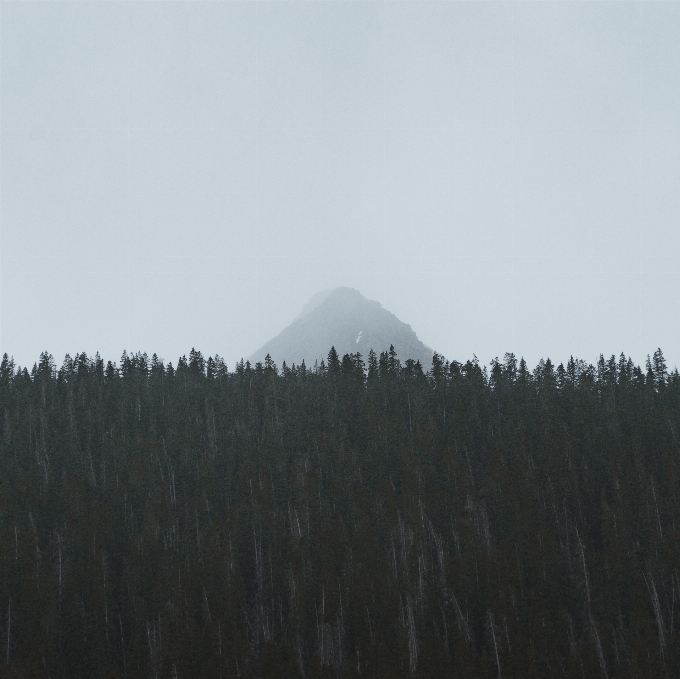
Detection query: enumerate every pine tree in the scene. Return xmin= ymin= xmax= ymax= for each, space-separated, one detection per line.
xmin=652 ymin=348 xmax=667 ymax=389
xmin=327 ymin=347 xmax=340 ymax=376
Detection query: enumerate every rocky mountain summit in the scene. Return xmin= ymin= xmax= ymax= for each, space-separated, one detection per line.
xmin=249 ymin=287 xmax=434 ymax=369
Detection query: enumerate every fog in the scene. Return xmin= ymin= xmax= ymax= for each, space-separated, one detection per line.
xmin=1 ymin=1 xmax=678 ymax=371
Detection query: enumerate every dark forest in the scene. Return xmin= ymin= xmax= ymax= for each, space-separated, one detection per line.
xmin=1 ymin=346 xmax=679 ymax=678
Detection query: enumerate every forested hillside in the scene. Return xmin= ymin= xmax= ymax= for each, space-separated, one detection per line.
xmin=0 ymin=347 xmax=679 ymax=678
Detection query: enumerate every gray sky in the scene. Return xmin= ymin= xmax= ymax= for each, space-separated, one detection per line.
xmin=1 ymin=1 xmax=678 ymax=371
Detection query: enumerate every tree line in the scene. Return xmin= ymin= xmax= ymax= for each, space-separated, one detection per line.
xmin=0 ymin=346 xmax=679 ymax=678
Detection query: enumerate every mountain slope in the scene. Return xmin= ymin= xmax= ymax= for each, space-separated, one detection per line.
xmin=249 ymin=287 xmax=434 ymax=368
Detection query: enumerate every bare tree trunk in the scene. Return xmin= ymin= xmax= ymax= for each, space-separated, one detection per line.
xmin=6 ymin=598 xmax=10 ymax=665
xmin=578 ymin=535 xmax=607 ymax=679
xmin=119 ymin=614 xmax=127 ymax=678
xmin=405 ymin=595 xmax=417 ymax=677
xmin=489 ymin=611 xmax=501 ymax=679
xmin=645 ymin=571 xmax=666 ymax=665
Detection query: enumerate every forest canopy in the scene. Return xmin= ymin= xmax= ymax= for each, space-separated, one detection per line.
xmin=0 ymin=347 xmax=679 ymax=678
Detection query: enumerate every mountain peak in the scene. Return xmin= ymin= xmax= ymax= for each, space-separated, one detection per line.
xmin=250 ymin=288 xmax=433 ymax=368
xmin=293 ymin=286 xmax=364 ymax=321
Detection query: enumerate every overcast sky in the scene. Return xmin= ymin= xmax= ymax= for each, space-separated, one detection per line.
xmin=1 ymin=1 xmax=678 ymax=371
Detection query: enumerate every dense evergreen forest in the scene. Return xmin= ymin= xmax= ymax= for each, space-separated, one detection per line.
xmin=1 ymin=346 xmax=679 ymax=679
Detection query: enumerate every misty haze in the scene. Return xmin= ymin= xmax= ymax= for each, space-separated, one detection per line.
xmin=1 ymin=2 xmax=679 ymax=678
